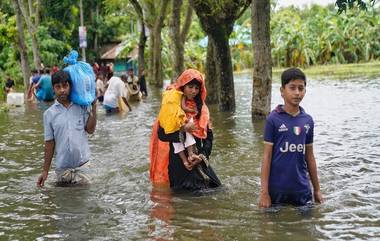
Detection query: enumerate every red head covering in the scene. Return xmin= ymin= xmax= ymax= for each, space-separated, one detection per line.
xmin=175 ymin=69 xmax=206 ymax=103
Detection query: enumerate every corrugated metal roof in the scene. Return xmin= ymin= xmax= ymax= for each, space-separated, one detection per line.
xmin=101 ymin=42 xmax=138 ymax=60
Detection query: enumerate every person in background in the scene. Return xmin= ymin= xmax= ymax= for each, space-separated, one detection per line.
xmin=93 ymin=62 xmax=100 ymax=76
xmin=139 ymin=69 xmax=148 ymax=96
xmin=4 ymin=76 xmax=15 ymax=95
xmin=35 ymin=68 xmax=54 ymax=101
xmin=37 ymin=70 xmax=97 ymax=187
xmin=106 ymin=63 xmax=114 ymax=81
xmin=99 ymin=62 xmax=107 ymax=77
xmin=259 ymin=67 xmax=323 ymax=208
xmin=27 ymin=70 xmax=39 ymax=101
xmin=127 ymin=68 xmax=138 ymax=85
xmin=51 ymin=65 xmax=60 ymax=75
xmin=103 ymin=76 xmax=132 ymax=113
xmin=96 ymin=74 xmax=105 ymax=103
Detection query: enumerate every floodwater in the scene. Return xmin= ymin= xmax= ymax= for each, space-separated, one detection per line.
xmin=1 ymin=74 xmax=379 ymax=240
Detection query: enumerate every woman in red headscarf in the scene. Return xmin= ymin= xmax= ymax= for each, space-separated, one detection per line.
xmin=150 ymin=69 xmax=221 ymax=192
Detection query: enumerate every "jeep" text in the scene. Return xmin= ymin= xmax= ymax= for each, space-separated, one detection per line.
xmin=279 ymin=142 xmax=305 ymax=154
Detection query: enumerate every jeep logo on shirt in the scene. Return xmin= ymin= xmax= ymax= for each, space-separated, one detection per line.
xmin=280 ymin=141 xmax=305 ymax=154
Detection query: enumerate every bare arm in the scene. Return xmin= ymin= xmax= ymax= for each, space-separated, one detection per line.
xmin=259 ymin=143 xmax=273 ymax=208
xmin=37 ymin=140 xmax=55 ymax=187
xmin=305 ymin=144 xmax=324 ymax=203
xmin=122 ymin=97 xmax=132 ymax=111
xmin=85 ymin=101 xmax=97 ymax=134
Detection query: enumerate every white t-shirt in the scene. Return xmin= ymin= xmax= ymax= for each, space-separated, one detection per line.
xmin=103 ymin=77 xmax=127 ymax=108
xmin=96 ymin=79 xmax=105 ymax=96
xmin=127 ymin=75 xmax=138 ymax=84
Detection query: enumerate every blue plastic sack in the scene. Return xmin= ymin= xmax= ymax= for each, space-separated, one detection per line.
xmin=63 ymin=50 xmax=96 ymax=106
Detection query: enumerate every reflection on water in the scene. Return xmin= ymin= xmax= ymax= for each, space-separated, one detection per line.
xmin=149 ymin=185 xmax=175 ymax=240
xmin=1 ymin=75 xmax=380 ymax=240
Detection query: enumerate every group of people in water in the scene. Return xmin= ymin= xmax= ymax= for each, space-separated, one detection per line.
xmin=35 ymin=66 xmax=323 ymax=209
xmin=22 ymin=62 xmax=147 ymax=107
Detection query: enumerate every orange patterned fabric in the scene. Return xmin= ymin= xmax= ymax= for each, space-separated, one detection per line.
xmin=149 ymin=69 xmax=210 ymax=184
xmin=149 ymin=120 xmax=170 ymax=184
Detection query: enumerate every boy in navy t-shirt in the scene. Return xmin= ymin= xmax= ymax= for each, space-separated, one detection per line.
xmin=259 ymin=68 xmax=323 ymax=207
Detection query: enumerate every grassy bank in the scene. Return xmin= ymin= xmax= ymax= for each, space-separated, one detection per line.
xmin=240 ymin=61 xmax=380 ymax=80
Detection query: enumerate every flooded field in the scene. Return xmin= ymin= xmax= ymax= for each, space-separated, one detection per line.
xmin=1 ymin=74 xmax=379 ymax=240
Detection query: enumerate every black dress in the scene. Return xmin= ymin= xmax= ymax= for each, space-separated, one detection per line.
xmin=158 ymin=125 xmax=222 ymax=192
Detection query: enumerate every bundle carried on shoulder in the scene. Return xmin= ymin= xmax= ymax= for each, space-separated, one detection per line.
xmin=158 ymin=88 xmax=186 ymax=134
xmin=63 ymin=50 xmax=96 ymax=106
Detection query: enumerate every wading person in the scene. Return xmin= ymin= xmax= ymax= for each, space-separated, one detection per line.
xmin=150 ymin=69 xmax=221 ymax=192
xmin=103 ymin=76 xmax=132 ymax=113
xmin=259 ymin=67 xmax=323 ymax=208
xmin=4 ymin=76 xmax=15 ymax=95
xmin=37 ymin=70 xmax=97 ymax=187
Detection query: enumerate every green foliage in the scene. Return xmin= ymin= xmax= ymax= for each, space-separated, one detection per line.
xmin=0 ymin=10 xmax=22 ymax=85
xmin=0 ymin=103 xmax=9 ymax=112
xmin=118 ymin=33 xmax=139 ymax=58
xmin=335 ymin=0 xmax=377 ymax=13
xmin=35 ymin=26 xmax=69 ymax=67
xmin=270 ymin=4 xmax=380 ymax=67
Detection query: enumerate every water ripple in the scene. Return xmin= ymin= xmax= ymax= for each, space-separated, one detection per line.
xmin=0 ymin=78 xmax=380 ymax=240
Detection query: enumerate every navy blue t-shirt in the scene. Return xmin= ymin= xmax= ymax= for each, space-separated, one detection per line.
xmin=264 ymin=105 xmax=314 ymax=194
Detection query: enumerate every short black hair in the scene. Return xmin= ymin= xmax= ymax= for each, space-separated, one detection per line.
xmin=52 ymin=70 xmax=71 ymax=87
xmin=281 ymin=68 xmax=306 ymax=87
xmin=185 ymin=78 xmax=201 ymax=88
xmin=120 ymin=74 xmax=128 ymax=81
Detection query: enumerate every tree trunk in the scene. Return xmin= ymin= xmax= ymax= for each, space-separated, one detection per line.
xmin=205 ymin=37 xmax=218 ymax=104
xmin=13 ymin=0 xmax=31 ymax=89
xmin=251 ymin=0 xmax=272 ymax=119
xmin=170 ymin=0 xmax=183 ymax=80
xmin=148 ymin=30 xmax=154 ymax=83
xmin=18 ymin=0 xmax=41 ymax=70
xmin=93 ymin=3 xmax=99 ymax=52
xmin=28 ymin=0 xmax=33 ymax=17
xmin=35 ymin=0 xmax=40 ymax=26
xmin=152 ymin=26 xmax=163 ymax=87
xmin=130 ymin=0 xmax=146 ymax=79
xmin=137 ymin=21 xmax=147 ymax=79
xmin=152 ymin=0 xmax=170 ymax=87
xmin=212 ymin=33 xmax=235 ymax=111
xmin=170 ymin=0 xmax=193 ymax=80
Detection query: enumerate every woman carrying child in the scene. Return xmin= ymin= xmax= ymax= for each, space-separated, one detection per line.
xmin=150 ymin=69 xmax=221 ymax=192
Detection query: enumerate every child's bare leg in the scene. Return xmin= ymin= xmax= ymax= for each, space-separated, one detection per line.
xmin=186 ymin=144 xmax=194 ymax=162
xmin=179 ymin=151 xmax=192 ymax=170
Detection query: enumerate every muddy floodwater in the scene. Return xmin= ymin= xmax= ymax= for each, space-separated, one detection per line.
xmin=1 ymin=74 xmax=379 ymax=240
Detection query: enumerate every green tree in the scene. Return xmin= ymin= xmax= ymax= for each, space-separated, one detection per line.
xmin=190 ymin=0 xmax=250 ymax=111
xmin=12 ymin=0 xmax=31 ymax=88
xmin=335 ymin=0 xmax=377 ymax=13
